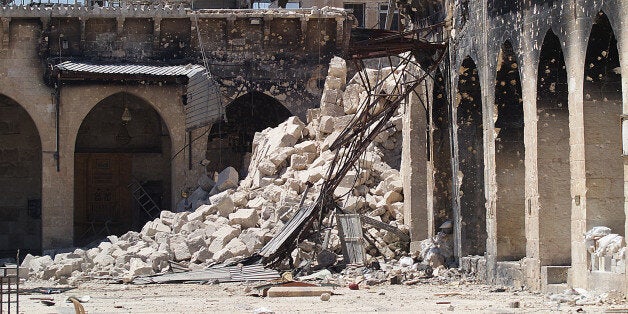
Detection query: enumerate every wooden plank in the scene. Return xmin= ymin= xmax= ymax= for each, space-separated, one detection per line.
xmin=267 ymin=286 xmax=332 ymax=297
xmin=361 ymin=215 xmax=410 ymax=242
xmin=337 ymin=214 xmax=366 ymax=265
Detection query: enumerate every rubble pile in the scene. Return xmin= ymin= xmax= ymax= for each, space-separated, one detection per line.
xmin=22 ymin=56 xmax=416 ymax=284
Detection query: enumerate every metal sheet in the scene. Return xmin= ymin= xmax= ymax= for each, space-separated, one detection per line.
xmin=132 ymin=264 xmax=279 ymax=284
xmin=184 ymin=70 xmax=222 ymax=131
xmin=55 ymin=61 xmax=205 ymax=78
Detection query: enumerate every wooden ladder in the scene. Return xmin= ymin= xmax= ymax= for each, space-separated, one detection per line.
xmin=129 ymin=178 xmax=160 ymax=219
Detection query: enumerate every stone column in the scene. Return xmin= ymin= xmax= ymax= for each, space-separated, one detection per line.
xmin=563 ymin=14 xmax=587 ymax=290
xmin=520 ymin=33 xmax=541 ymax=291
xmin=402 ymin=81 xmax=429 ymax=251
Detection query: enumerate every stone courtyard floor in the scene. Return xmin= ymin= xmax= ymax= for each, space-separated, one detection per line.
xmin=16 ymin=279 xmax=626 ymax=313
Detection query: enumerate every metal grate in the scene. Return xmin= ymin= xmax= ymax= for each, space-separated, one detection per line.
xmin=0 ymin=253 xmax=19 ymax=314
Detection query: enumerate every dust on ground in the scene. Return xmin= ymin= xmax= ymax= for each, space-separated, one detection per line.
xmin=17 ymin=279 xmax=624 ymax=313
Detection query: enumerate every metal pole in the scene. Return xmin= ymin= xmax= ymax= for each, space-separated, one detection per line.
xmin=15 ymin=250 xmax=18 ymax=314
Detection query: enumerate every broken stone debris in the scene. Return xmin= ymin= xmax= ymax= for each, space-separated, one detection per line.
xmin=585 ymin=226 xmax=626 ymax=273
xmin=23 ymin=57 xmax=416 ymax=285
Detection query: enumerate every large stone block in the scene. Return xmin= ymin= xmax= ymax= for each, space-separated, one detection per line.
xmin=208 ymin=226 xmax=241 ymax=254
xmin=290 ymin=154 xmax=308 ymax=170
xmin=229 ymin=208 xmax=260 ymax=229
xmin=168 ymin=235 xmax=191 ymax=261
xmin=327 ymin=56 xmax=347 ymax=84
xmin=209 ymin=191 xmax=235 ymax=217
xmin=210 ymin=167 xmax=239 ymax=194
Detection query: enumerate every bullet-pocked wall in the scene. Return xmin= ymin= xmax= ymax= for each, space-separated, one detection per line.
xmin=431 ymin=70 xmax=453 ymax=229
xmin=494 ymin=40 xmax=525 ymax=262
xmin=456 ymin=56 xmax=487 ymax=257
xmin=536 ymin=29 xmax=571 ymax=266
xmin=446 ymin=0 xmax=628 ymax=293
xmin=583 ymin=11 xmax=624 ymax=236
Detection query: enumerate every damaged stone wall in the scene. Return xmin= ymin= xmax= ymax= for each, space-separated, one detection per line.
xmin=0 ymin=6 xmax=350 ymax=255
xmin=448 ymin=0 xmax=628 ymax=294
xmin=41 ymin=10 xmax=351 ymax=121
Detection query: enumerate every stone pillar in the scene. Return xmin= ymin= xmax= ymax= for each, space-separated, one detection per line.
xmin=619 ymin=1 xmax=628 ymax=296
xmin=520 ymin=34 xmax=541 ymax=291
xmin=402 ymin=82 xmax=429 ymax=250
xmin=482 ymin=59 xmax=498 ymax=283
xmin=563 ymin=14 xmax=588 ymax=290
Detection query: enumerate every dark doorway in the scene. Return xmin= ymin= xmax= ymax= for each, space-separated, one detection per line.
xmin=206 ymin=92 xmax=292 ymax=176
xmin=457 ymin=57 xmax=487 ymax=257
xmin=74 ymin=92 xmax=171 ymax=246
xmin=0 ymin=95 xmax=41 ymax=258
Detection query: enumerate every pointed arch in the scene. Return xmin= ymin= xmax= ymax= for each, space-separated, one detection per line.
xmin=583 ymin=11 xmax=624 ymax=237
xmin=457 ymin=56 xmax=487 ymax=256
xmin=537 ymin=29 xmax=571 ymax=266
xmin=494 ymin=40 xmax=526 ymax=261
xmin=206 ymin=91 xmax=292 ymax=176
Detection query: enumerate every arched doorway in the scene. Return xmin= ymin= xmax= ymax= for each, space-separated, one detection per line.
xmin=583 ymin=12 xmax=624 ymax=235
xmin=537 ymin=30 xmax=571 ymax=266
xmin=494 ymin=41 xmax=526 ymax=261
xmin=0 ymin=95 xmax=42 ymax=257
xmin=206 ymin=91 xmax=292 ymax=176
xmin=457 ymin=56 xmax=487 ymax=257
xmin=74 ymin=92 xmax=171 ymax=246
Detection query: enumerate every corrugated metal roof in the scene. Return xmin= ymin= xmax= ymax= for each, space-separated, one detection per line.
xmin=55 ymin=61 xmax=205 ymax=78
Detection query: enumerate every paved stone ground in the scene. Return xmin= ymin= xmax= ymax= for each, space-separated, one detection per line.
xmin=15 ymin=279 xmax=626 ymax=313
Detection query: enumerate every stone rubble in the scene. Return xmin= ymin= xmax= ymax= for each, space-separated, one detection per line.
xmin=21 ymin=57 xmax=418 ymax=285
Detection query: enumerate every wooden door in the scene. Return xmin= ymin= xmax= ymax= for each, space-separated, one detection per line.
xmin=74 ymin=153 xmax=132 ymax=245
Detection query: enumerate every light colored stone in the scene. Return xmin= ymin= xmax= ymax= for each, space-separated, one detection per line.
xmin=319 ymin=115 xmax=334 ymax=134
xmin=383 ymin=191 xmax=403 ymax=204
xmin=210 ymin=167 xmax=239 ymax=194
xmin=191 ymin=247 xmax=212 ymax=263
xmin=343 ymin=84 xmax=363 ymax=114
xmin=141 ymin=219 xmax=171 ymax=237
xmin=290 ymin=154 xmax=308 ymax=170
xmin=323 ymin=75 xmax=343 ymax=90
xmin=327 ymin=56 xmax=347 ymax=84
xmin=186 ymin=236 xmax=206 ymax=253
xmin=247 ymin=196 xmax=266 ymax=210
xmin=93 ymin=253 xmax=115 ymax=267
xmin=208 ymin=226 xmax=241 ymax=254
xmin=169 ymin=235 xmax=191 ymax=261
xmin=149 ymin=251 xmax=170 ymax=272
xmin=188 ymin=204 xmax=214 ymax=222
xmin=128 ymin=257 xmax=154 ymax=277
xmin=224 ymin=238 xmax=249 ymax=257
xmin=209 ymin=191 xmax=235 ymax=217
xmin=229 ymin=208 xmax=260 ymax=229
xmin=258 ymin=159 xmax=278 ymax=176
xmin=159 ymin=211 xmax=177 ymax=226
xmin=294 ymin=140 xmax=318 ymax=154
xmin=239 ymin=228 xmax=266 ymax=253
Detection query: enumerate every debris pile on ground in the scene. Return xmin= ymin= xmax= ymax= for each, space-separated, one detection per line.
xmin=549 ymin=288 xmax=625 ymax=306
xmin=22 ymin=56 xmax=412 ymax=284
xmin=585 ymin=226 xmax=626 ymax=273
